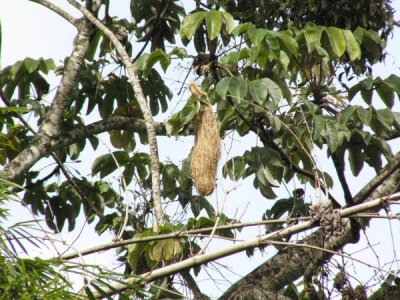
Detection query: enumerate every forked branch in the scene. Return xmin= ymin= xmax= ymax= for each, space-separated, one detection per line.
xmin=67 ymin=0 xmax=164 ymax=229
xmin=86 ymin=191 xmax=400 ymax=298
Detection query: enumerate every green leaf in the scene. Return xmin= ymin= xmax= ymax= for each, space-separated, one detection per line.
xmin=376 ymin=78 xmax=395 ymax=108
xmin=146 ymin=49 xmax=170 ymax=72
xmin=370 ymin=136 xmax=392 ymax=158
xmin=264 ymin=32 xmax=280 ymax=60
xmin=39 ymin=58 xmax=54 ymax=74
xmin=376 ymin=108 xmax=394 ymax=126
xmin=190 ymin=196 xmax=215 ymax=218
xmin=370 ymin=109 xmax=392 ymax=137
xmin=348 ymin=146 xmax=364 ymax=176
xmin=348 ymin=78 xmax=373 ymax=103
xmin=222 ymin=156 xmax=246 ymax=180
xmin=265 ymin=78 xmax=282 ymax=104
xmin=274 ymin=32 xmax=298 ymax=58
xmin=268 ymin=114 xmax=282 ymax=133
xmin=255 ymin=171 xmax=277 ymax=199
xmin=179 ymin=98 xmax=198 ymax=125
xmin=325 ymin=27 xmax=346 ymax=58
xmin=181 ymin=11 xmax=206 ymax=40
xmin=196 ymin=216 xmax=215 ymax=228
xmin=24 ymin=58 xmax=40 ymax=73
xmin=248 ymin=25 xmax=267 ymax=46
xmin=121 ymin=130 xmax=135 ymax=152
xmin=110 ymin=130 xmax=124 ymax=149
xmin=357 ymin=107 xmax=372 ymax=125
xmin=343 ymin=29 xmax=361 ymax=61
xmin=360 ymin=89 xmax=373 ymax=105
xmin=127 ymin=231 xmax=155 ymax=272
xmin=362 ymin=30 xmax=383 ymax=63
xmin=249 ymin=78 xmax=268 ymax=104
xmin=365 ymin=145 xmax=382 ymax=172
xmin=87 ymin=31 xmax=103 ymax=61
xmin=205 ymin=10 xmax=222 ymax=40
xmin=169 ymin=47 xmax=188 ymax=58
xmin=313 ymin=115 xmax=326 ymax=140
xmin=149 ymin=239 xmax=181 ymax=262
xmin=99 ymin=94 xmax=114 ymax=119
xmin=221 ymin=12 xmax=235 ymax=33
xmin=216 ymin=77 xmax=231 ymax=99
xmin=340 ymin=106 xmax=357 ymax=124
xmin=325 ymin=121 xmax=340 ymax=152
xmin=221 ymin=51 xmax=240 ymax=66
xmin=384 ymin=74 xmax=400 ymax=97
xmin=393 ymin=112 xmax=400 ymax=132
xmin=261 ymin=165 xmax=280 ymax=187
xmin=91 ymin=151 xmax=130 ymax=178
xmin=321 ymin=171 xmax=333 ymax=188
xmin=303 ymin=25 xmax=323 ymax=53
xmin=228 ymin=76 xmax=247 ymax=102
xmin=232 ymin=23 xmax=249 ymax=37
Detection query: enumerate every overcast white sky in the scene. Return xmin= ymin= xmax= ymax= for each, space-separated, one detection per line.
xmin=1 ymin=0 xmax=400 ymax=297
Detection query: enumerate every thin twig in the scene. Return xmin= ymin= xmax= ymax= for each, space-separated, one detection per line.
xmin=67 ymin=0 xmax=164 ymax=229
xmin=98 ymin=138 xmax=130 ymax=240
xmin=30 ymin=0 xmax=77 ymax=25
xmin=198 ymin=185 xmax=232 ymax=255
xmin=0 ymin=91 xmax=102 ymax=217
xmin=82 ymin=191 xmax=400 ymax=297
xmin=60 ymin=192 xmax=400 ymax=261
xmin=264 ymin=240 xmax=399 ymax=279
xmin=180 ymin=271 xmax=211 ymax=300
xmin=59 ymin=217 xmax=309 ymax=260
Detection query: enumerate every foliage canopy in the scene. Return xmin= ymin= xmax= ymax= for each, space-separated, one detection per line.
xmin=0 ymin=0 xmax=400 ymax=299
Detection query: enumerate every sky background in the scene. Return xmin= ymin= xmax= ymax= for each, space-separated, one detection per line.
xmin=1 ymin=0 xmax=400 ymax=297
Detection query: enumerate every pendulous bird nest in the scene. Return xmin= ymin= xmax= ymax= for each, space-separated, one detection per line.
xmin=189 ymin=82 xmax=220 ymax=196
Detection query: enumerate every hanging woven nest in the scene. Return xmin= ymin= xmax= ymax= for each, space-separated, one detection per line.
xmin=190 ymin=102 xmax=221 ymax=196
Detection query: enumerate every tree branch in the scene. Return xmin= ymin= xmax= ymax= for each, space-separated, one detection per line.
xmin=332 ymin=149 xmax=354 ymax=206
xmin=29 ymin=0 xmax=77 ymax=25
xmin=85 ymin=191 xmax=400 ymax=298
xmin=52 ymin=116 xmax=168 ymax=151
xmin=0 ymin=72 xmax=102 ymax=217
xmin=60 ymin=217 xmax=310 ymax=260
xmin=2 ymin=16 xmax=94 ymax=182
xmin=219 ymin=153 xmax=400 ymax=299
xmin=180 ymin=271 xmax=211 ymax=300
xmin=223 ymin=91 xmax=341 ymax=208
xmin=66 ymin=0 xmax=165 ymax=229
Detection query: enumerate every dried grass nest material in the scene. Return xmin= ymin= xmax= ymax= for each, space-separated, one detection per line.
xmin=190 ymin=104 xmax=221 ymax=196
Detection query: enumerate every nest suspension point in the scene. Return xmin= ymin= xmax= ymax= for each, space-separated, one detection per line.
xmin=189 ymin=82 xmax=220 ymax=196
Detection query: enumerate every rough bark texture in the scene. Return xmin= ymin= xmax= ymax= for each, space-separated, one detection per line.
xmin=51 ymin=117 xmax=168 ymax=151
xmin=219 ymin=154 xmax=400 ymax=299
xmin=2 ymin=18 xmax=93 ymax=182
xmin=67 ymin=0 xmax=165 ymax=228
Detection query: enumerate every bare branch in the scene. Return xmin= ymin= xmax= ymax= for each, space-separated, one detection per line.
xmin=2 ymin=18 xmax=94 ymax=182
xmin=332 ymin=150 xmax=354 ymax=206
xmin=220 ymin=153 xmax=400 ymax=299
xmin=264 ymin=240 xmax=399 ymax=279
xmin=85 ymin=191 xmax=400 ymax=298
xmin=180 ymin=271 xmax=211 ymax=300
xmin=51 ymin=116 xmax=168 ymax=151
xmin=60 ymin=217 xmax=310 ymax=260
xmin=29 ymin=0 xmax=77 ymax=25
xmin=60 ymin=191 xmax=400 ymax=261
xmin=66 ymin=0 xmax=165 ymax=229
